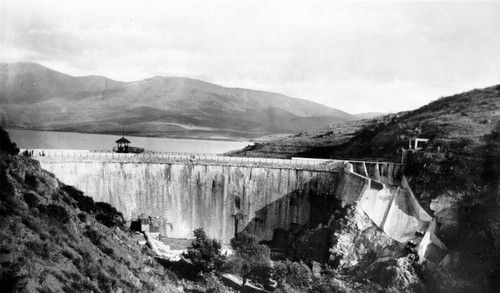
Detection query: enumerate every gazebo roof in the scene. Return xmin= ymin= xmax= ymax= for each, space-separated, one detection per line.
xmin=115 ymin=137 xmax=131 ymax=144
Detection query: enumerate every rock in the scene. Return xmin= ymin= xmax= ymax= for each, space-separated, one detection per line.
xmin=365 ymin=257 xmax=425 ymax=292
xmin=430 ymin=194 xmax=459 ymax=213
xmin=327 ymin=204 xmax=426 ymax=292
xmin=329 ymin=204 xmax=404 ymax=269
xmin=9 ymin=168 xmax=25 ymax=182
xmin=126 ymin=270 xmax=142 ymax=288
xmin=439 ymin=251 xmax=461 ymax=270
xmin=44 ymin=176 xmax=59 ymax=189
xmin=311 ymin=261 xmax=322 ymax=278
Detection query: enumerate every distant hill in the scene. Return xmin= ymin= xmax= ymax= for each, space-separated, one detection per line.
xmin=0 ymin=62 xmax=355 ymax=140
xmin=0 ymin=62 xmax=124 ymax=104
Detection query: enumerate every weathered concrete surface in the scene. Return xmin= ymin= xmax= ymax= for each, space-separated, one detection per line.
xmin=40 ymin=158 xmax=340 ymax=244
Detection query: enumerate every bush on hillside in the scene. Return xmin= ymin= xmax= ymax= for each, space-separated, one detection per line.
xmin=0 ymin=127 xmax=19 ymax=155
xmin=183 ymin=228 xmax=223 ymax=276
xmin=61 ymin=185 xmax=125 ymax=229
xmin=40 ymin=204 xmax=71 ymax=224
xmin=273 ymin=260 xmax=312 ymax=291
xmin=226 ymin=232 xmax=272 ymax=287
xmin=94 ymin=202 xmax=125 ymax=228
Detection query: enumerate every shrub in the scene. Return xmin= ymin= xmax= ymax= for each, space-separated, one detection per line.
xmin=61 ymin=249 xmax=75 ymax=260
xmin=84 ymin=228 xmax=114 ymax=257
xmin=94 ymin=202 xmax=125 ymax=229
xmin=62 ymin=185 xmax=125 ymax=229
xmin=273 ymin=260 xmax=312 ymax=290
xmin=23 ymin=192 xmax=41 ymax=208
xmin=204 ymin=273 xmax=226 ymax=293
xmin=183 ymin=228 xmax=223 ymax=276
xmin=0 ymin=262 xmax=23 ymax=292
xmin=97 ymin=270 xmax=113 ymax=292
xmin=84 ymin=228 xmax=103 ymax=244
xmin=228 ymin=232 xmax=272 ymax=287
xmin=40 ymin=204 xmax=71 ymax=224
xmin=77 ymin=213 xmax=87 ymax=223
xmin=21 ymin=216 xmax=42 ymax=233
xmin=24 ymin=172 xmax=39 ymax=190
xmin=62 ymin=185 xmax=95 ymax=212
xmin=25 ymin=240 xmax=51 ymax=259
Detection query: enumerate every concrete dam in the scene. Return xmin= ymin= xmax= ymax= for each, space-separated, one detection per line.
xmin=33 ymin=149 xmax=443 ymax=259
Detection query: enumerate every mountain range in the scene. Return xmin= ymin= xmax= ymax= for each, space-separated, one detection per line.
xmin=0 ymin=62 xmax=373 ymax=140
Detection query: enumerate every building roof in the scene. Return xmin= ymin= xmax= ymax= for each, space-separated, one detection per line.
xmin=410 ymin=138 xmax=429 ymax=141
xmin=116 ymin=137 xmax=131 ymax=144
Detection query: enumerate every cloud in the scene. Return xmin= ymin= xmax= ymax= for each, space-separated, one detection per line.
xmin=1 ymin=0 xmax=500 ymax=113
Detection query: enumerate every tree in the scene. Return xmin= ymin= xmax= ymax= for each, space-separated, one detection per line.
xmin=227 ymin=232 xmax=272 ymax=287
xmin=273 ymin=260 xmax=312 ymax=290
xmin=0 ymin=127 xmax=19 ymax=155
xmin=183 ymin=228 xmax=223 ymax=276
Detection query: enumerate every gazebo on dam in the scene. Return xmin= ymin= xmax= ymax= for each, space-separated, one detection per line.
xmin=113 ymin=136 xmax=144 ymax=153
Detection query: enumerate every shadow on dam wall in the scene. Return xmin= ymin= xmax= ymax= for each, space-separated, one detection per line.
xmin=240 ymin=177 xmax=340 ymax=240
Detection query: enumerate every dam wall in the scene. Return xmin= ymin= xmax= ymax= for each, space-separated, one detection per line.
xmin=35 ymin=150 xmax=345 ymax=244
xmin=33 ymin=150 xmax=415 ymax=248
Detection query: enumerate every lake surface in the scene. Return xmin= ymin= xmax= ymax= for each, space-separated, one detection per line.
xmin=7 ymin=129 xmax=251 ymax=154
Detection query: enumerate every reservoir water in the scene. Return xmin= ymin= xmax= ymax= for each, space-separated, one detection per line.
xmin=7 ymin=129 xmax=251 ymax=154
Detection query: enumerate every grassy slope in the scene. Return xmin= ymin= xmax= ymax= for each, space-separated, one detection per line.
xmin=0 ymin=154 xmax=180 ymax=292
xmin=233 ymin=84 xmax=500 ymax=160
xmin=226 ymin=119 xmax=374 ymax=158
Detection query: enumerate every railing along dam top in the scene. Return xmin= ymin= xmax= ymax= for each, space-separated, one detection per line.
xmin=29 ymin=149 xmax=345 ymax=172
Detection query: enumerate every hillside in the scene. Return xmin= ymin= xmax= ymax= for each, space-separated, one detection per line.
xmin=233 ymin=85 xmax=500 ymax=159
xmin=0 ymin=62 xmax=354 ymax=140
xmin=0 ymin=62 xmax=124 ymax=104
xmin=0 ymin=130 xmax=181 ymax=292
xmin=225 ymin=118 xmax=375 ymax=158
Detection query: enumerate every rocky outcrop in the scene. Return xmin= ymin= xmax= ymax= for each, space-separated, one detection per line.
xmin=420 ymin=192 xmax=500 ymax=292
xmin=329 ymin=205 xmax=405 ymax=269
xmin=328 ymin=204 xmax=425 ymax=293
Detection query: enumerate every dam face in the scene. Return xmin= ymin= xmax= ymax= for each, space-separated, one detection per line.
xmin=37 ymin=151 xmax=348 ymax=243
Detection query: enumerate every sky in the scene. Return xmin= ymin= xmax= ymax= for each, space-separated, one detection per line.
xmin=1 ymin=0 xmax=500 ymax=114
